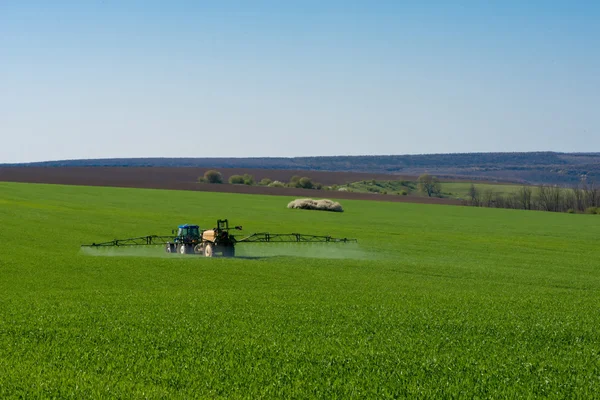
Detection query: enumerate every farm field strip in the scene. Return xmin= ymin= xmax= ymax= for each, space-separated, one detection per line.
xmin=0 ymin=167 xmax=463 ymax=205
xmin=442 ymin=182 xmax=526 ymax=198
xmin=1 ymin=181 xmax=599 ymax=398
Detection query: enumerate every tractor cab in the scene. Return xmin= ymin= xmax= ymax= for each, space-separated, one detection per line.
xmin=215 ymin=219 xmax=243 ymax=233
xmin=175 ymin=224 xmax=201 ymax=243
xmin=217 ymin=219 xmax=229 ymax=231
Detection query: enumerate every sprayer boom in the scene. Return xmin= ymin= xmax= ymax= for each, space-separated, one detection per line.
xmin=81 ymin=219 xmax=357 ymax=257
xmin=237 ymin=233 xmax=356 ymax=243
xmin=82 ymin=235 xmax=174 ymax=247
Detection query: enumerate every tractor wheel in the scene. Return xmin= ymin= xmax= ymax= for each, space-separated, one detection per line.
xmin=204 ymin=243 xmax=214 ymax=257
xmin=179 ymin=244 xmax=188 ymax=255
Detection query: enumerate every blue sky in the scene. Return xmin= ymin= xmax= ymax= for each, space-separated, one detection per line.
xmin=1 ymin=1 xmax=598 ymax=163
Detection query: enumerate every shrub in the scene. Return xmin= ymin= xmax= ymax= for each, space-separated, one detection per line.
xmin=298 ymin=177 xmax=314 ymax=189
xmin=287 ymin=198 xmax=343 ymax=212
xmin=417 ymin=174 xmax=441 ymax=197
xmin=202 ymin=170 xmax=223 ymax=184
xmin=242 ymin=174 xmax=254 ymax=185
xmin=229 ymin=175 xmax=245 ymax=184
xmin=259 ymin=178 xmax=272 ymax=186
xmin=585 ymin=207 xmax=599 ymax=214
xmin=268 ymin=181 xmax=285 ymax=188
xmin=289 ymin=176 xmax=301 ymax=187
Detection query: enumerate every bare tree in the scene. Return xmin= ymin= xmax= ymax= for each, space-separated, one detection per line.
xmin=507 ymin=193 xmax=520 ymax=209
xmin=417 ymin=174 xmax=442 ymax=197
xmin=494 ymin=192 xmax=507 ymax=208
xmin=482 ymin=189 xmax=494 ymax=208
xmin=549 ymin=185 xmax=563 ymax=212
xmin=536 ymin=185 xmax=563 ymax=212
xmin=516 ymin=186 xmax=532 ymax=210
xmin=536 ymin=185 xmax=552 ymax=211
xmin=563 ymin=189 xmax=577 ymax=212
xmin=468 ymin=184 xmax=480 ymax=206
xmin=584 ymin=181 xmax=599 ymax=208
xmin=572 ymin=185 xmax=584 ymax=212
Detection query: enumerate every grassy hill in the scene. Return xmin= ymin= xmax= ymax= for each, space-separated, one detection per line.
xmin=1 ymin=182 xmax=599 ymax=397
xmin=325 ymin=179 xmax=524 ymax=201
xmin=441 ymin=182 xmax=525 ymax=199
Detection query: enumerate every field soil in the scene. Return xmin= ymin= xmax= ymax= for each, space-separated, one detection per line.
xmin=0 ymin=167 xmax=461 ymax=205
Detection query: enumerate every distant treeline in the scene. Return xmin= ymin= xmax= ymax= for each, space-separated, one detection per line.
xmin=4 ymin=152 xmax=600 ymax=186
xmin=466 ymin=182 xmax=600 ymax=214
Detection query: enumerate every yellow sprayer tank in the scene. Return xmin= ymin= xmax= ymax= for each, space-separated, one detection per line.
xmin=202 ymin=230 xmax=216 ymax=242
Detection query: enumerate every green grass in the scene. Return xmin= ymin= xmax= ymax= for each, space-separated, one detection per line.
xmin=336 ymin=180 xmax=415 ymax=195
xmin=1 ymin=181 xmax=599 ymax=398
xmin=443 ymin=182 xmax=526 ymax=199
xmin=335 ymin=179 xmax=525 ymax=199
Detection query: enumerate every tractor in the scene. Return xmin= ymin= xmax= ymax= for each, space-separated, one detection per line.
xmin=166 ymin=220 xmax=241 ymax=257
xmin=82 ymin=219 xmax=356 ymax=257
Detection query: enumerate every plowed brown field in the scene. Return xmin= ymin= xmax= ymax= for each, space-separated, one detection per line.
xmin=0 ymin=167 xmax=461 ymax=205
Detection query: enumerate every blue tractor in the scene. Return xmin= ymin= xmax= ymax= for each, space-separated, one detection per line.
xmin=166 ymin=224 xmax=202 ymax=255
xmin=165 ymin=220 xmax=240 ymax=257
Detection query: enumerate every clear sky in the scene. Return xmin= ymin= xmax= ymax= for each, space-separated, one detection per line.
xmin=1 ymin=1 xmax=599 ymax=163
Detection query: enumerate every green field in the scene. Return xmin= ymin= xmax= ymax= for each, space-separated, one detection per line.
xmin=335 ymin=179 xmax=415 ymax=195
xmin=1 ymin=182 xmax=599 ymax=398
xmin=335 ymin=179 xmax=525 ymax=200
xmin=442 ymin=182 xmax=526 ymax=199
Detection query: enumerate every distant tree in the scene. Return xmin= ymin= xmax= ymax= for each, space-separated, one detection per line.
xmin=203 ymin=170 xmax=223 ymax=184
xmin=288 ymin=175 xmax=301 ymax=188
xmin=493 ymin=192 xmax=507 ymax=208
xmin=242 ymin=174 xmax=254 ymax=185
xmin=537 ymin=185 xmax=551 ymax=212
xmin=536 ymin=185 xmax=562 ymax=212
xmin=582 ymin=181 xmax=599 ymax=208
xmin=516 ymin=186 xmax=533 ymax=210
xmin=572 ymin=185 xmax=585 ymax=212
xmin=259 ymin=178 xmax=272 ymax=186
xmin=268 ymin=180 xmax=285 ymax=188
xmin=563 ymin=189 xmax=577 ymax=212
xmin=482 ymin=189 xmax=494 ymax=207
xmin=468 ymin=184 xmax=479 ymax=206
xmin=549 ymin=185 xmax=564 ymax=212
xmin=298 ymin=177 xmax=314 ymax=189
xmin=229 ymin=175 xmax=245 ymax=184
xmin=504 ymin=193 xmax=518 ymax=209
xmin=417 ymin=174 xmax=441 ymax=197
